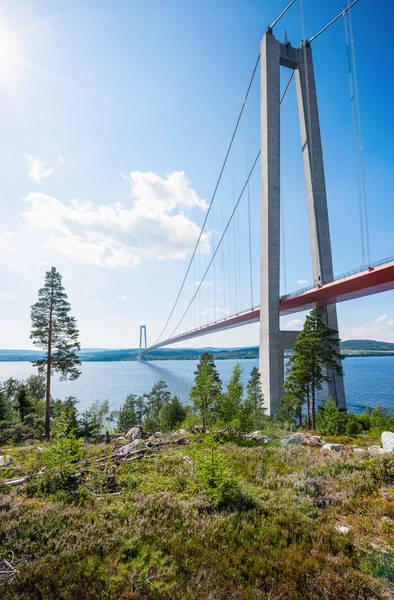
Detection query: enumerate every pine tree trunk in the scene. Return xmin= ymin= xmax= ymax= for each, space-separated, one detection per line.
xmin=311 ymin=374 xmax=316 ymax=431
xmin=306 ymin=385 xmax=311 ymax=430
xmin=45 ymin=295 xmax=53 ymax=441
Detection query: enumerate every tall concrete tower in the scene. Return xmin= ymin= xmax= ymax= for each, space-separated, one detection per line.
xmin=259 ymin=30 xmax=346 ymax=415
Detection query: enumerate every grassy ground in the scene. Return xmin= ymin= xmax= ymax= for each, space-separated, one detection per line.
xmin=1 ymin=432 xmax=394 ymax=599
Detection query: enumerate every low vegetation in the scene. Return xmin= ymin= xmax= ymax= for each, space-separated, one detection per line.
xmin=1 ymin=428 xmax=394 ymax=599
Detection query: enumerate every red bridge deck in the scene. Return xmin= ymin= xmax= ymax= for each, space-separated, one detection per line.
xmin=146 ymin=259 xmax=394 ymax=351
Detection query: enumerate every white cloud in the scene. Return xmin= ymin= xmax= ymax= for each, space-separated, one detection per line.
xmin=375 ymin=314 xmax=387 ymax=323
xmin=0 ymin=292 xmax=19 ymax=300
xmin=2 ymin=230 xmax=15 ymax=237
xmin=388 ymin=319 xmax=394 ymax=327
xmin=297 ymin=279 xmax=308 ymax=285
xmin=22 ymin=171 xmax=210 ymax=268
xmin=22 ymin=153 xmax=55 ymax=184
xmin=202 ymin=308 xmax=213 ymax=315
xmin=58 ymin=154 xmax=65 ymax=164
xmin=284 ymin=318 xmax=303 ymax=329
xmin=117 ymin=295 xmax=127 ymax=301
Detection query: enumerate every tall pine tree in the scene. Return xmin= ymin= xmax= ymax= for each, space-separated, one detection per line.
xmin=30 ymin=267 xmax=81 ymax=440
xmin=246 ymin=367 xmax=265 ymax=426
xmin=190 ymin=352 xmax=222 ymax=429
xmin=216 ymin=363 xmax=243 ymax=432
xmin=284 ymin=308 xmax=343 ymax=430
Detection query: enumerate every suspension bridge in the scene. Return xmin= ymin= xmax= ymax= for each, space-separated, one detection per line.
xmin=139 ymin=0 xmax=394 ymax=414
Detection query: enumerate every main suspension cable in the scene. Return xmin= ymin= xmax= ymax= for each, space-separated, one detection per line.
xmin=348 ymin=4 xmax=370 ymax=264
xmin=169 ymin=151 xmax=261 ymax=338
xmin=154 ymin=54 xmax=260 ymax=345
xmin=169 ymin=71 xmax=295 ymax=338
xmin=344 ymin=11 xmax=365 ymax=265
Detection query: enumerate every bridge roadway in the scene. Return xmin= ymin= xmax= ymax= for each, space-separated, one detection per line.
xmin=144 ymin=257 xmax=394 ymax=353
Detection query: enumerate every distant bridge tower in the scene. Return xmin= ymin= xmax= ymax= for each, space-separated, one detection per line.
xmin=139 ymin=325 xmax=147 ymax=361
xmin=259 ymin=29 xmax=346 ymax=414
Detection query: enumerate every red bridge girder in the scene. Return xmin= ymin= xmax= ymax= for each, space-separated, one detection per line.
xmin=146 ymin=260 xmax=394 ymax=351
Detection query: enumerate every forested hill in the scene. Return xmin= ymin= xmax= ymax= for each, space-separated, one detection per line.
xmin=1 ymin=339 xmax=394 ymax=362
xmin=340 ymin=339 xmax=394 ymax=352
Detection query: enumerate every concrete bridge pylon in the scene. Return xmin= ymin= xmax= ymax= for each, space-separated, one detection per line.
xmin=259 ymin=30 xmax=346 ymax=415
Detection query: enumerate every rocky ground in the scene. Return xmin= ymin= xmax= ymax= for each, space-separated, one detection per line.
xmin=1 ymin=428 xmax=394 ymax=599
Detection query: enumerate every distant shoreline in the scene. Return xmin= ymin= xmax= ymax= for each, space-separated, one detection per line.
xmin=1 ymin=351 xmax=394 ymax=363
xmin=1 ymin=340 xmax=393 ymax=363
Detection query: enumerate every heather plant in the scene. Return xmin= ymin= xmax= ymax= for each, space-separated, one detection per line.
xmin=361 ymin=548 xmax=394 ymax=582
xmin=1 ymin=434 xmax=393 ymax=598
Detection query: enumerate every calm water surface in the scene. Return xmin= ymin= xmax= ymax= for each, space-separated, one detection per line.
xmin=0 ymin=357 xmax=393 ymax=414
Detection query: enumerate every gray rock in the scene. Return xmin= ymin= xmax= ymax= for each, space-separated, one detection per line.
xmin=113 ymin=439 xmax=146 ymax=457
xmin=381 ymin=432 xmax=394 ymax=453
xmin=302 ymin=436 xmax=323 ymax=447
xmin=125 ymin=426 xmax=142 ymax=440
xmin=0 ymin=455 xmax=12 ymax=466
xmin=280 ymin=437 xmax=302 ymax=445
xmin=255 ymin=436 xmax=272 ymax=444
xmin=192 ymin=425 xmax=205 ymax=434
xmin=353 ymin=447 xmax=366 ymax=455
xmin=368 ymin=445 xmax=386 ymax=456
xmin=172 ymin=429 xmax=187 ymax=435
xmin=322 ymin=443 xmax=344 ymax=452
xmin=175 ymin=437 xmax=190 ymax=445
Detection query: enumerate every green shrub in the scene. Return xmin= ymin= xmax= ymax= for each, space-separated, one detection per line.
xmin=316 ymin=397 xmax=347 ymax=435
xmin=196 ymin=435 xmax=240 ymax=507
xmin=369 ymin=406 xmax=394 ymax=434
xmin=346 ymin=413 xmax=362 ymax=435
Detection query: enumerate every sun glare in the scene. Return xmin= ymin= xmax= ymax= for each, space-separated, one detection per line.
xmin=0 ymin=25 xmax=20 ymax=87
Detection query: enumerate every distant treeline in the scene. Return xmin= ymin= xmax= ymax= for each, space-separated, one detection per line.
xmin=1 ymin=339 xmax=394 ymax=362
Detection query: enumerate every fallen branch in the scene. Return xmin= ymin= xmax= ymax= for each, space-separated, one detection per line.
xmin=4 ymin=477 xmax=27 ymax=486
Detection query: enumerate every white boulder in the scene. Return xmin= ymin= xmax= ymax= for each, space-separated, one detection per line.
xmin=125 ymin=426 xmax=142 ymax=440
xmin=113 ymin=439 xmax=146 ymax=457
xmin=381 ymin=432 xmax=394 ymax=453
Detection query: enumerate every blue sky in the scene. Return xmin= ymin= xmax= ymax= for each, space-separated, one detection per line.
xmin=0 ymin=0 xmax=393 ymax=349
